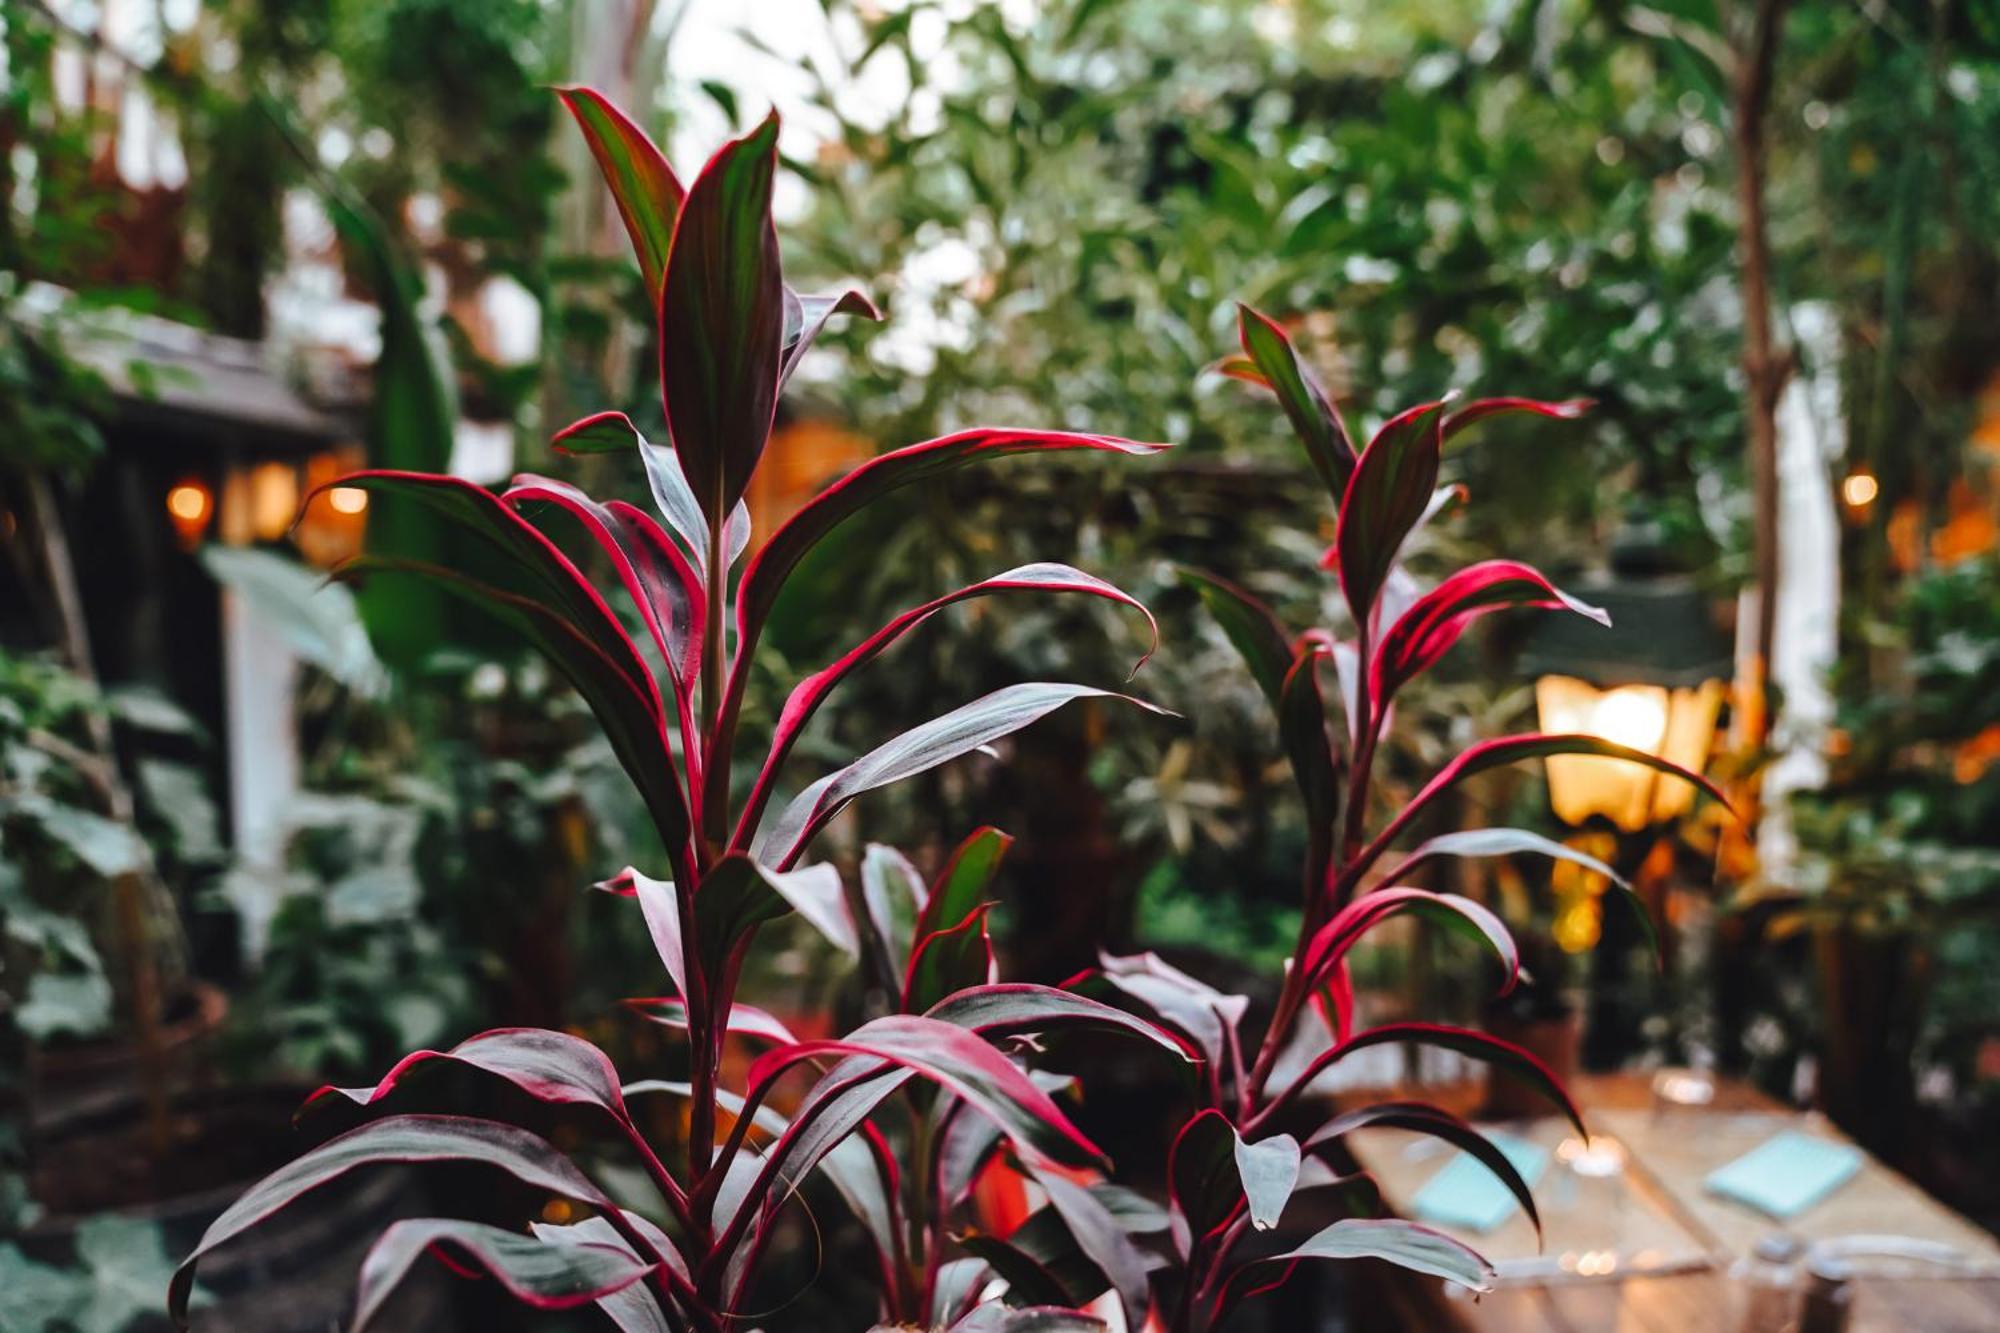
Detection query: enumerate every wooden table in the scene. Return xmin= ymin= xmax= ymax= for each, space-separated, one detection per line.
xmin=1340 ymin=1074 xmax=2000 ymax=1332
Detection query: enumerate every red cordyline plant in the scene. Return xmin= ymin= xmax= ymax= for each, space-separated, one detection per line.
xmin=1041 ymin=308 xmax=1731 ymax=1331
xmin=169 ymin=90 xmax=1184 ymax=1333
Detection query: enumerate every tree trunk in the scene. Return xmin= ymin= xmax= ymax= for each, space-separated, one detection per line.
xmin=1732 ymin=0 xmax=1793 ymax=749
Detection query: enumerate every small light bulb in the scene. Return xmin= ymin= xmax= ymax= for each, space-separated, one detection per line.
xmin=328 ymin=487 xmax=369 ymax=515
xmin=167 ymin=484 xmax=209 ymax=522
xmin=1841 ymin=471 xmax=1878 ymax=508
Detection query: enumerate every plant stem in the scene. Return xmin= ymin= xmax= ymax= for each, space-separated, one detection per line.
xmin=699 ymin=517 xmax=728 ymax=854
xmin=1733 ymin=0 xmax=1793 ymax=752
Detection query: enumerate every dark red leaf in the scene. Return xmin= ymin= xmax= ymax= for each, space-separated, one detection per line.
xmin=746 ymin=1014 xmax=1106 ymax=1166
xmin=170 ymin=1115 xmax=612 ymax=1325
xmin=353 ymin=1218 xmax=653 ymax=1330
xmin=1335 ymin=401 xmax=1445 ymax=625
xmin=735 ymin=565 xmax=1156 ymax=846
xmin=303 ymin=1028 xmax=630 ymax=1125
xmin=1372 ymin=560 xmax=1606 ymax=706
xmin=658 ymin=113 xmax=784 ymax=528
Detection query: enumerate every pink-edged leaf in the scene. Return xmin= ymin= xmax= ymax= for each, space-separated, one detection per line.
xmin=925 ymin=982 xmax=1194 ymax=1060
xmin=352 ymin=1218 xmax=653 ymax=1331
xmin=506 ymin=473 xmax=703 ymax=714
xmin=1179 ymin=567 xmax=1292 ymax=711
xmin=616 ymin=866 xmax=689 ymax=1002
xmin=1168 ymin=1111 xmax=1300 ymax=1258
xmin=1262 ymin=1023 xmax=1582 ymax=1137
xmin=781 ymin=285 xmax=881 ymax=389
xmin=628 ymin=1068 xmax=908 ymax=1289
xmin=1441 ymin=396 xmax=1592 ymax=444
xmin=1353 ymin=733 xmax=1735 ymax=888
xmin=1306 ymin=1101 xmax=1542 ymax=1237
xmin=1350 ymin=481 xmax=1466 ymax=566
xmin=530 ymin=1217 xmax=683 ymax=1332
xmin=169 ymin=1115 xmax=611 ymax=1325
xmin=901 ymin=905 xmax=997 ymax=1014
xmin=551 ymin=409 xmax=645 ymax=456
xmin=916 ymin=826 xmax=1014 ymax=946
xmin=737 ymin=565 xmax=1156 ymax=845
xmin=330 ymin=552 xmax=688 ymax=867
xmin=320 ymin=472 xmax=686 ymax=856
xmin=605 ymin=499 xmax=707 ymax=689
xmin=1336 ymin=400 xmax=1446 ymax=624
xmin=302 ymin=1028 xmax=630 ymax=1124
xmin=1235 ymin=304 xmax=1358 ymax=500
xmin=698 ymin=853 xmax=853 ymax=978
xmin=1093 ymin=950 xmax=1248 ymax=1075
xmin=1304 ymin=888 xmax=1518 ymax=997
xmin=729 ymin=428 xmax=1168 ymax=689
xmin=664 ymin=1061 xmax=910 ymax=1303
xmin=1381 ymin=826 xmax=1658 ymax=961
xmin=548 ymin=410 xmax=745 ymax=576
xmin=622 ymin=996 xmax=799 ymax=1046
xmin=556 ymin=87 xmax=683 ymax=298
xmin=1373 ymin=559 xmax=1607 ymax=705
xmin=757 ymin=858 xmax=859 ymax=956
xmin=751 ymin=684 xmax=1168 ymax=870
xmin=658 ymin=112 xmax=783 ymax=528
xmin=747 ymin=1014 xmax=1106 ymax=1166
xmin=1386 ymin=826 xmax=1629 ymax=889
xmin=1031 ymin=1166 xmax=1154 ymax=1332
xmin=1252 ymin=1217 xmax=1492 ymax=1291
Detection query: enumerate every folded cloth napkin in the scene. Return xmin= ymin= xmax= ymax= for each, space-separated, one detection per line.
xmin=1412 ymin=1133 xmax=1549 ymax=1233
xmin=1705 ymin=1130 xmax=1862 ymax=1220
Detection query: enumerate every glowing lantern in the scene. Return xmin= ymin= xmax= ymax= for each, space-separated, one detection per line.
xmin=1535 ymin=675 xmax=1725 ymax=831
xmin=165 ymin=479 xmax=213 ymax=548
xmin=1520 ymin=520 xmax=1732 ymax=834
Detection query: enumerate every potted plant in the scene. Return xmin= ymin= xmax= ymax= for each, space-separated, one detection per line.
xmin=169 ymin=90 xmax=1725 ymax=1331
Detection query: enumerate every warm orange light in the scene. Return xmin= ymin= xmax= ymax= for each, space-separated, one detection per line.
xmin=1840 ymin=470 xmax=1878 ymax=509
xmin=166 ymin=481 xmax=213 ymax=547
xmin=247 ymin=462 xmax=300 ymax=542
xmin=292 ymin=449 xmax=370 ymax=568
xmin=1536 ymin=675 xmax=1724 ymax=831
xmin=167 ymin=484 xmax=208 ymax=521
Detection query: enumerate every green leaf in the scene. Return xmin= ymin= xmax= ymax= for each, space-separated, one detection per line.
xmin=200 ymin=546 xmax=386 ymax=697
xmin=13 ymin=796 xmax=146 ymax=877
xmin=901 ymin=904 xmax=996 ymax=1013
xmin=17 ymin=970 xmax=113 ymax=1041
xmin=861 ymin=842 xmax=926 ymax=970
xmin=1235 ymin=304 xmax=1355 ymax=500
xmin=556 ymin=87 xmax=685 ymax=297
xmin=1180 ymin=568 xmax=1292 ymax=712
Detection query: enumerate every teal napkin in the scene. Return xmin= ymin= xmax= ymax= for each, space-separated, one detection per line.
xmin=1705 ymin=1130 xmax=1861 ymax=1220
xmin=1412 ymin=1133 xmax=1549 ymax=1233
